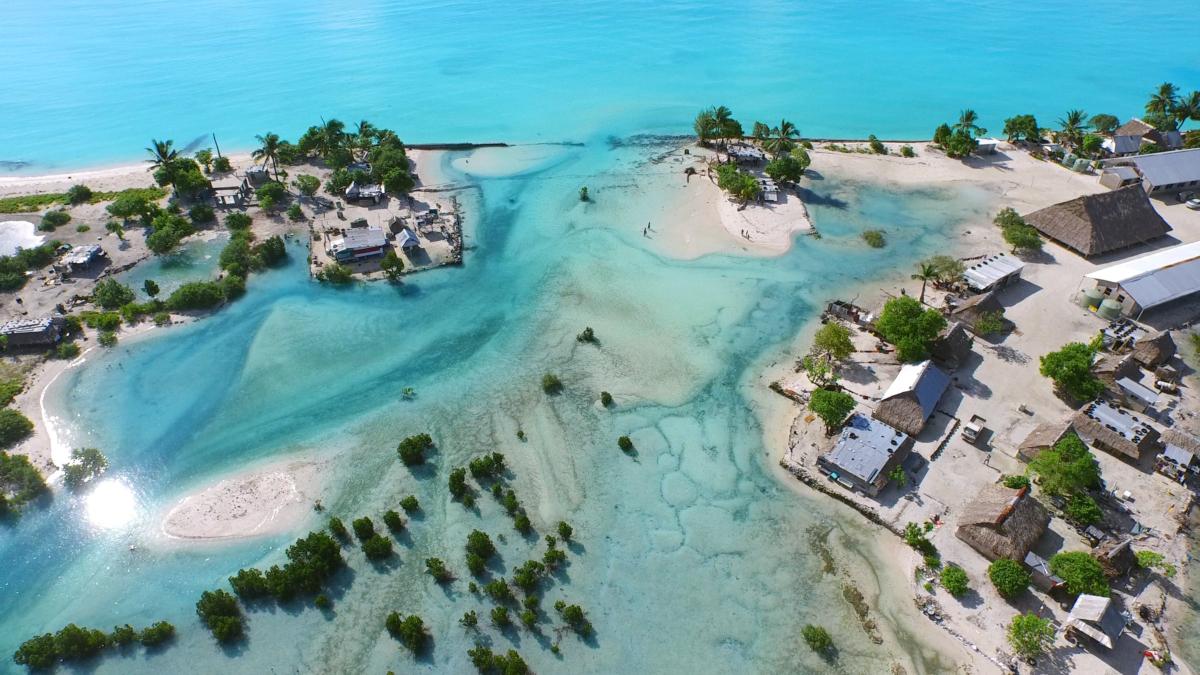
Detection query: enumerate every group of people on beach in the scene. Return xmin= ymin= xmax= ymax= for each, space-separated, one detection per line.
xmin=642 ymin=221 xmax=654 ymax=237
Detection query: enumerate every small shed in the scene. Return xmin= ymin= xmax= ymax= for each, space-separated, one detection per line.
xmin=955 ymin=484 xmax=1050 ymax=561
xmin=1115 ymin=376 xmax=1159 ymax=412
xmin=930 ymin=321 xmax=972 ymax=369
xmin=1024 ymin=551 xmax=1065 ymax=592
xmin=396 ymin=227 xmax=421 ymax=250
xmin=949 ymin=290 xmax=1004 ymax=335
xmin=872 ymin=361 xmax=950 ymax=436
xmin=1097 ymin=537 xmax=1137 ymax=577
xmin=963 ymin=253 xmax=1024 ymax=292
xmin=0 ymin=315 xmax=67 ymax=347
xmin=1131 ymin=331 xmax=1176 ymax=368
xmin=58 ymin=244 xmax=106 ymax=271
xmin=246 ymin=165 xmax=271 ymax=186
xmin=1066 ymin=594 xmax=1127 ymax=649
xmin=1099 ymin=165 xmax=1141 ymax=189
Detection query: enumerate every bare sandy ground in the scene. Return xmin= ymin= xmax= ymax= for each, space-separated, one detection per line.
xmin=159 ymin=458 xmax=325 ymax=540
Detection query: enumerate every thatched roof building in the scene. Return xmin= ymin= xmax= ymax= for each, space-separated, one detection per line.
xmin=872 ymin=361 xmax=950 ymax=436
xmin=1093 ymin=353 xmax=1139 ymax=390
xmin=955 ymin=484 xmax=1050 ymax=561
xmin=1132 ymin=331 xmax=1176 ymax=368
xmin=931 ymin=321 xmax=972 ymax=369
xmin=1023 ymin=185 xmax=1172 ymax=257
xmin=1017 ymin=420 xmax=1074 ymax=463
xmin=949 ymin=290 xmax=1003 ymax=334
xmin=1072 ymin=400 xmax=1160 ymax=460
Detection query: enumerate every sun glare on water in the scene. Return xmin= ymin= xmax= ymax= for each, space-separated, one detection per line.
xmin=84 ymin=479 xmax=139 ymax=529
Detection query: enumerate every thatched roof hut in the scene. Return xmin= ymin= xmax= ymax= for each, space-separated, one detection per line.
xmin=931 ymin=321 xmax=972 ymax=369
xmin=1023 ymin=185 xmax=1172 ymax=257
xmin=1163 ymin=429 xmax=1200 ymax=454
xmin=872 ymin=361 xmax=950 ymax=436
xmin=1093 ymin=353 xmax=1139 ymax=390
xmin=949 ymin=291 xmax=1003 ymax=334
xmin=955 ymin=484 xmax=1050 ymax=561
xmin=1132 ymin=331 xmax=1176 ymax=368
xmin=1017 ymin=420 xmax=1074 ymax=463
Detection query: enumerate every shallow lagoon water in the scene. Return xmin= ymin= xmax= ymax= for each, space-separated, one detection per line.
xmin=1 ymin=144 xmax=993 ymax=672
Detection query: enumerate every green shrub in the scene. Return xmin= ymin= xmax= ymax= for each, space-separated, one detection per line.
xmin=0 ymin=408 xmax=35 ymax=447
xmin=900 ymin=145 xmax=916 ymax=158
xmin=862 ymin=229 xmax=886 ymax=248
xmin=801 ymin=624 xmax=834 ymax=654
xmin=397 ymin=433 xmax=434 ymax=466
xmin=541 ymin=373 xmax=563 ymax=394
xmin=213 ymin=156 xmax=233 ymax=173
xmin=0 ymin=378 xmax=24 ymax=406
xmin=868 ymin=135 xmax=887 ymax=154
xmin=1064 ymin=494 xmax=1103 ymax=525
xmin=166 ymin=281 xmax=226 ymax=310
xmin=317 ymin=262 xmax=353 ymax=284
xmin=988 ymin=558 xmax=1030 ymax=598
xmin=195 ymin=589 xmax=243 ymax=643
xmin=383 ymin=509 xmax=405 ymax=531
xmin=939 ymin=564 xmax=969 ymax=597
xmin=1002 ymin=474 xmax=1031 ymax=490
xmin=225 ymin=212 xmax=252 ymax=230
xmin=286 ymin=203 xmax=304 ymax=221
xmin=98 ymin=330 xmax=118 ymax=347
xmin=617 ymin=435 xmax=634 ymax=452
xmin=52 ymin=342 xmax=82 ymax=360
xmin=400 ymin=495 xmax=420 ymax=513
xmin=362 ymin=534 xmax=393 ymax=560
xmin=66 ymin=184 xmax=93 ymax=204
xmin=40 ymin=209 xmax=72 ymax=230
xmin=385 ymin=613 xmax=428 ymax=653
xmin=76 ymin=224 xmax=90 ymax=233
xmin=600 ymin=391 xmax=613 ymax=407
xmin=189 ymin=204 xmax=215 ymax=224
xmin=1049 ymin=551 xmax=1108 ymax=596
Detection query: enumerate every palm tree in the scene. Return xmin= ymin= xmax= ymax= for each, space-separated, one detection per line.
xmin=751 ymin=122 xmax=771 ymax=142
xmin=766 ymin=119 xmax=799 ymax=156
xmin=712 ymin=106 xmax=733 ymax=149
xmin=953 ymin=110 xmax=985 ymax=138
xmin=1173 ymin=91 xmax=1200 ymax=130
xmin=1056 ymin=110 xmax=1089 ymax=149
xmin=694 ymin=108 xmax=718 ymax=147
xmin=1146 ymin=82 xmax=1179 ymax=117
xmin=911 ymin=261 xmax=937 ymax=304
xmin=145 ymin=139 xmax=178 ymax=170
xmin=253 ymin=132 xmax=282 ymax=180
xmin=354 ymin=120 xmax=377 ymax=158
xmin=317 ymin=118 xmax=347 ymax=158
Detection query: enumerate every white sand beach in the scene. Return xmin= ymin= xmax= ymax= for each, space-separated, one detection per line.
xmin=159 ymin=458 xmax=325 ymax=541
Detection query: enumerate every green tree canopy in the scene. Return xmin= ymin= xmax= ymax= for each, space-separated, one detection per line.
xmin=1007 ymin=613 xmax=1054 ymax=658
xmin=811 ymin=322 xmax=854 ymax=362
xmin=1039 ymin=342 xmax=1103 ymax=402
xmin=1049 ymin=551 xmax=1109 ymax=596
xmin=1002 ymin=114 xmax=1040 ymax=142
xmin=1089 ymin=114 xmax=1119 ymax=135
xmin=93 ymin=278 xmax=135 ymax=310
xmin=808 ymin=388 xmax=855 ymax=434
xmin=874 ymin=296 xmax=947 ymax=362
xmin=988 ymin=558 xmax=1030 ymax=598
xmin=939 ymin=564 xmax=969 ymax=597
xmin=1029 ymin=431 xmax=1100 ymax=497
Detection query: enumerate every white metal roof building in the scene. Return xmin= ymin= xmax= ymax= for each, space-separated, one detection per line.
xmin=963 ymin=253 xmax=1025 ymax=292
xmin=1102 ymin=148 xmax=1200 ymax=194
xmin=1084 ymin=240 xmax=1200 ymax=317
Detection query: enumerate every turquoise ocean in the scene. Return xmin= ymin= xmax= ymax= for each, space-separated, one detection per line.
xmin=2 ymin=1 xmax=1199 ymax=673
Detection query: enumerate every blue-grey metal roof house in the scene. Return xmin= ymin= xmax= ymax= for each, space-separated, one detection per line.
xmin=817 ymin=413 xmax=912 ymax=497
